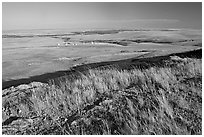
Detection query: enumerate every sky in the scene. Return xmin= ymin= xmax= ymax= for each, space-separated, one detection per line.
xmin=2 ymin=2 xmax=202 ymax=30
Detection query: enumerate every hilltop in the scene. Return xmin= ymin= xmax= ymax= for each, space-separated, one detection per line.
xmin=2 ymin=49 xmax=202 ymax=135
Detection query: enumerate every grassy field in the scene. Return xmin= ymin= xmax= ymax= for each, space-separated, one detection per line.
xmin=2 ymin=54 xmax=202 ymax=135
xmin=3 ymin=29 xmax=201 ymax=82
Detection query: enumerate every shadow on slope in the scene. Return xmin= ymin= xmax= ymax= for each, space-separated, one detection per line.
xmin=2 ymin=49 xmax=202 ymax=90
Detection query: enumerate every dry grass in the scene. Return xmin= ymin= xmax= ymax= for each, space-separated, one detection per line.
xmin=3 ymin=56 xmax=202 ymax=135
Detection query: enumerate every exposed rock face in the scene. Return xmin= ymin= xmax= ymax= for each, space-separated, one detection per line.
xmin=2 ymin=82 xmax=49 ymax=135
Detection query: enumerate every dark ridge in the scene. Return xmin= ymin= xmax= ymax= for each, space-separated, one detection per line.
xmin=2 ymin=29 xmax=179 ymax=39
xmin=170 ymin=48 xmax=202 ymax=58
xmin=2 ymin=34 xmax=73 ymax=38
xmin=64 ymin=29 xmax=169 ymax=36
xmin=82 ymin=39 xmax=198 ymax=47
xmin=72 ymin=30 xmax=121 ymax=35
xmin=160 ymin=29 xmax=179 ymax=31
xmin=2 ymin=49 xmax=202 ymax=90
xmin=130 ymin=39 xmax=175 ymax=44
xmin=2 ymin=29 xmax=127 ymax=38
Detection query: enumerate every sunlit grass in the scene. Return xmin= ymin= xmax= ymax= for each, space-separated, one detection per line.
xmin=2 ymin=56 xmax=202 ymax=135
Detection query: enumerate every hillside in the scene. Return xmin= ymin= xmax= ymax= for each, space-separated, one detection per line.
xmin=2 ymin=49 xmax=202 ymax=135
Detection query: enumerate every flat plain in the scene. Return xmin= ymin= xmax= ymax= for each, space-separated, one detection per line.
xmin=2 ymin=29 xmax=201 ymax=82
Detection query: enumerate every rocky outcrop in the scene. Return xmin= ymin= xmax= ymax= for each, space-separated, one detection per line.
xmin=2 ymin=80 xmax=137 ymax=135
xmin=2 ymin=82 xmax=49 ymax=134
xmin=2 ymin=81 xmax=114 ymax=134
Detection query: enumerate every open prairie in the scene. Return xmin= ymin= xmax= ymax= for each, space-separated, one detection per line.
xmin=2 ymin=29 xmax=201 ymax=82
